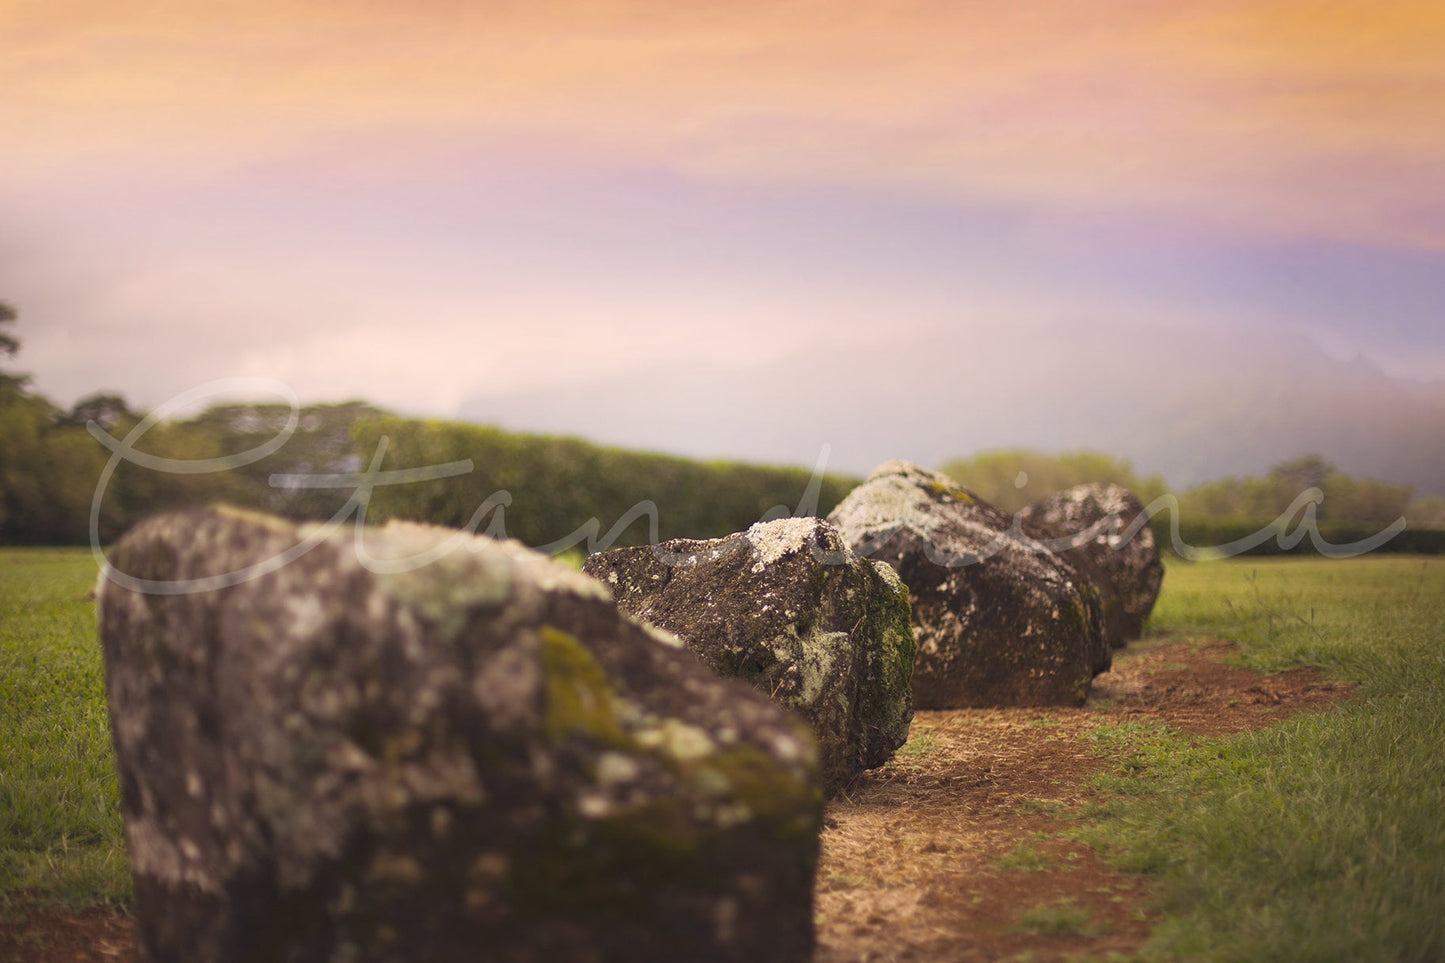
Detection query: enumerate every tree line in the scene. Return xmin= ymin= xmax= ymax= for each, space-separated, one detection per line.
xmin=2 ymin=301 xmax=1441 ymax=550
xmin=940 ymin=450 xmax=1445 ymax=554
xmin=0 ymin=393 xmax=856 ymax=550
xmin=939 ymin=449 xmax=1436 ymax=527
xmin=0 ymin=303 xmax=857 ymax=545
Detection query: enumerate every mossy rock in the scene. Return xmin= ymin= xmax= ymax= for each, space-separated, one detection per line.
xmin=584 ymin=516 xmax=916 ymax=795
xmin=1020 ymin=482 xmax=1165 ymax=644
xmin=98 ymin=505 xmax=823 ymax=963
xmin=829 ymin=461 xmax=1109 ymax=708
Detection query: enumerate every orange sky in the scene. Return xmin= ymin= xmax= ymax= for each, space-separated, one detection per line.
xmin=6 ymin=0 xmax=1445 ymax=249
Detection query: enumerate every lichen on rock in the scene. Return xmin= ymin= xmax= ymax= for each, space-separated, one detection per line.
xmin=97 ymin=505 xmax=822 ymax=963
xmin=1019 ymin=482 xmax=1165 ymax=644
xmin=583 ymin=516 xmax=916 ymax=795
xmin=828 ymin=462 xmax=1109 ymax=708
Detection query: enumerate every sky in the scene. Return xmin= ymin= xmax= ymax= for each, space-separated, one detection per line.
xmin=4 ymin=0 xmax=1444 ymax=482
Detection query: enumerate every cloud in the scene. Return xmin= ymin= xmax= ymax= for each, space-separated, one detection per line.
xmin=4 ymin=0 xmax=1444 ymax=248
xmin=459 ymin=315 xmax=1445 ymax=493
xmin=4 ymin=0 xmax=1442 ymax=439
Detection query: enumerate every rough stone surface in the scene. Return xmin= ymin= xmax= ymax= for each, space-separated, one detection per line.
xmin=582 ymin=517 xmax=916 ymax=794
xmin=1020 ymin=483 xmax=1165 ymax=644
xmin=97 ymin=505 xmax=822 ymax=963
xmin=827 ymin=462 xmax=1109 ymax=709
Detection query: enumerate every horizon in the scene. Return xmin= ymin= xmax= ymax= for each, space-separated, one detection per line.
xmin=48 ymin=373 xmax=1445 ymax=503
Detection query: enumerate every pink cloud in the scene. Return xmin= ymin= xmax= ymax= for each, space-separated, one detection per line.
xmin=3 ymin=1 xmax=1442 ymax=247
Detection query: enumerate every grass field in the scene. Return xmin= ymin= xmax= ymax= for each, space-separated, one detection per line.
xmin=1 ymin=548 xmax=1442 ymax=959
xmin=1092 ymin=556 xmax=1445 ymax=961
xmin=0 ymin=548 xmax=127 ymax=913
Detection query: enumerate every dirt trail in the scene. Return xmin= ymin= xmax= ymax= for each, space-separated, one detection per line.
xmin=816 ymin=638 xmax=1352 ymax=962
xmin=0 ymin=639 xmax=1351 ymax=963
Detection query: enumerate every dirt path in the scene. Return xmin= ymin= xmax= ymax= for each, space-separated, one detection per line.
xmin=0 ymin=639 xmax=1351 ymax=963
xmin=816 ymin=638 xmax=1352 ymax=962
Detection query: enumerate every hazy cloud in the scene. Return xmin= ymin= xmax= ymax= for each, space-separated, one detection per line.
xmin=5 ymin=1 xmax=1445 ymax=246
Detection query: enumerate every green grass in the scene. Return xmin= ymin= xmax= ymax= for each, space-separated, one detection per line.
xmin=994 ymin=839 xmax=1051 ymax=872
xmin=3 ymin=548 xmax=1444 ymax=963
xmin=1010 ymin=898 xmax=1104 ymax=937
xmin=1084 ymin=556 xmax=1445 ymax=961
xmin=0 ymin=548 xmax=128 ymax=912
xmin=896 ymin=725 xmax=939 ymax=757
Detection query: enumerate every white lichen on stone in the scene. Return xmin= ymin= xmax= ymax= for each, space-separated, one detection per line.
xmin=828 ymin=467 xmax=948 ymax=543
xmin=596 ymin=751 xmax=640 ymax=785
xmin=341 ymin=521 xmax=610 ymax=640
xmin=283 ymin=592 xmax=328 ymax=641
xmin=744 ymin=517 xmax=828 ymax=569
xmin=127 ymin=819 xmax=224 ymax=894
xmin=622 ymin=613 xmax=685 ymax=649
xmin=577 ymin=792 xmax=612 ymax=818
xmin=770 ymin=733 xmax=806 ymax=763
xmin=869 ymin=558 xmax=907 ymax=597
xmin=657 ymin=720 xmax=716 ymax=762
xmin=792 ymin=631 xmax=852 ymax=706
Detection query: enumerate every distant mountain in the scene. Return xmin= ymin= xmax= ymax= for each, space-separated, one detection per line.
xmin=459 ymin=321 xmax=1445 ymax=496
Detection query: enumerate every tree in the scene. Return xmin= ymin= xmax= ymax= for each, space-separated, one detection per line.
xmin=1269 ymin=455 xmax=1334 ymax=494
xmin=0 ymin=301 xmax=37 ymax=536
xmin=938 ymin=449 xmax=1167 ymax=513
xmin=0 ymin=301 xmax=15 ymax=354
xmin=1321 ymin=473 xmax=1412 ymax=525
xmin=0 ymin=300 xmax=30 ymax=396
xmin=0 ymin=302 xmax=135 ymax=543
xmin=1409 ymin=496 xmax=1445 ymax=529
xmin=62 ymin=392 xmax=141 ymax=432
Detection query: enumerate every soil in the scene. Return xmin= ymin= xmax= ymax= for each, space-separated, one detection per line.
xmin=814 ymin=637 xmax=1352 ymax=963
xmin=0 ymin=638 xmax=1352 ymax=963
xmin=0 ymin=906 xmax=133 ymax=963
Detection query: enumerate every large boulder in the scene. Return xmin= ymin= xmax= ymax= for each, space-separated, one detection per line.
xmin=583 ymin=517 xmax=916 ymax=794
xmin=1019 ymin=483 xmax=1165 ymax=644
xmin=827 ymin=462 xmax=1108 ymax=708
xmin=97 ymin=505 xmax=822 ymax=963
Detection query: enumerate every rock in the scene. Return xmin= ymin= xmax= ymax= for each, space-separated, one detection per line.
xmin=1019 ymin=483 xmax=1164 ymax=643
xmin=827 ymin=461 xmax=1109 ymax=708
xmin=582 ymin=517 xmax=916 ymax=794
xmin=97 ymin=505 xmax=822 ymax=963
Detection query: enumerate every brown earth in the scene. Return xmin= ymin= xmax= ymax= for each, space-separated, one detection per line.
xmin=0 ymin=638 xmax=1351 ymax=963
xmin=0 ymin=906 xmax=133 ymax=963
xmin=815 ymin=638 xmax=1353 ymax=963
